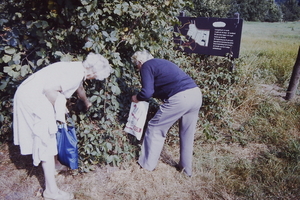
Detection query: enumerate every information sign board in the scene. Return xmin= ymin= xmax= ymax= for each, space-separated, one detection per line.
xmin=174 ymin=16 xmax=243 ymax=58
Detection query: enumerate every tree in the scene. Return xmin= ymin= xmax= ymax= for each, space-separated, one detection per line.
xmin=264 ymin=1 xmax=283 ymax=22
xmin=187 ymin=0 xmax=232 ymax=18
xmin=232 ymin=0 xmax=282 ymax=21
xmin=280 ymin=0 xmax=300 ymax=21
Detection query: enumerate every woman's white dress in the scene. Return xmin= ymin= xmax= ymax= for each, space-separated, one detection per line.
xmin=13 ymin=61 xmax=85 ymax=166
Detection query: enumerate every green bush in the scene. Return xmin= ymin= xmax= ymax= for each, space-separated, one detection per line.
xmin=0 ymin=0 xmax=238 ymax=172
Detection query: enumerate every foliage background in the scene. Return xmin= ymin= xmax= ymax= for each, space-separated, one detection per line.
xmin=0 ymin=0 xmax=299 ymax=173
xmin=1 ymin=21 xmax=299 ymax=200
xmin=1 ymin=0 xmax=300 ymax=199
xmin=0 ymin=0 xmax=238 ymax=172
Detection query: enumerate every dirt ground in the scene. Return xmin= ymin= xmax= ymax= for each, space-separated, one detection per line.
xmin=0 ymin=142 xmax=196 ymax=200
xmin=0 ymin=140 xmax=272 ymax=200
xmin=0 ymin=84 xmax=290 ymax=200
xmin=0 ymin=142 xmax=124 ymax=200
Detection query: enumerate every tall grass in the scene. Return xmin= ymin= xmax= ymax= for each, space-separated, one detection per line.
xmin=239 ymin=21 xmax=300 ymax=86
xmin=213 ymin=21 xmax=300 ymax=199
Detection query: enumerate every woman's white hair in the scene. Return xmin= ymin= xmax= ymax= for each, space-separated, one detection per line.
xmin=83 ymin=52 xmax=112 ymax=80
xmin=131 ymin=50 xmax=154 ymax=66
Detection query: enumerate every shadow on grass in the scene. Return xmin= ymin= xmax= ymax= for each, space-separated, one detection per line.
xmin=7 ymin=142 xmax=45 ymax=189
xmin=160 ymin=147 xmax=183 ymax=173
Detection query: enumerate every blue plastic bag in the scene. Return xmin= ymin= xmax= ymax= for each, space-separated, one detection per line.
xmin=56 ymin=123 xmax=78 ymax=169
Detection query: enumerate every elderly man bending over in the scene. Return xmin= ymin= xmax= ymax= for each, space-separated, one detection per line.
xmin=131 ymin=50 xmax=202 ymax=177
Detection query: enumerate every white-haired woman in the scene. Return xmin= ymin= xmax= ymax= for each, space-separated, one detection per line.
xmin=13 ymin=53 xmax=112 ymax=200
xmin=131 ymin=50 xmax=202 ymax=177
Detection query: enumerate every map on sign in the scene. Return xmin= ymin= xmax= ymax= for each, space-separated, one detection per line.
xmin=174 ymin=17 xmax=243 ymax=58
xmin=186 ymin=21 xmax=210 ymax=47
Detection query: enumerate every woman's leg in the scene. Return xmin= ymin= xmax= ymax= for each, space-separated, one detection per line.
xmin=42 ymin=155 xmax=74 ymax=199
xmin=42 ymin=155 xmax=59 ymax=195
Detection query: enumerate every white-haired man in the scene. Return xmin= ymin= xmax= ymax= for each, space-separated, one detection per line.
xmin=131 ymin=50 xmax=202 ymax=176
xmin=13 ymin=53 xmax=112 ymax=199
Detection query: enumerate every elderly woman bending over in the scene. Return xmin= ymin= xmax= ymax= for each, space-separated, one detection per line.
xmin=13 ymin=53 xmax=112 ymax=200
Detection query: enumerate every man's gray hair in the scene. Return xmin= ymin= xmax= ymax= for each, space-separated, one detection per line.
xmin=83 ymin=53 xmax=112 ymax=80
xmin=131 ymin=50 xmax=154 ymax=66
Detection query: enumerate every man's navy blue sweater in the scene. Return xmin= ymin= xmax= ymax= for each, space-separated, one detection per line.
xmin=137 ymin=58 xmax=197 ymax=101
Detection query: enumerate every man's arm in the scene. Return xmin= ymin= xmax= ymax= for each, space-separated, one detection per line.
xmin=136 ymin=66 xmax=154 ymax=101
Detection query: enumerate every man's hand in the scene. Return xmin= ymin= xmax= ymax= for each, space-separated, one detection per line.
xmin=131 ymin=95 xmax=139 ymax=103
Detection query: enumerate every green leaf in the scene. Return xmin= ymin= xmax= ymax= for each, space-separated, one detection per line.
xmin=55 ymin=35 xmax=64 ymax=40
xmin=103 ymin=7 xmax=111 ymax=14
xmin=90 ymin=95 xmax=98 ymax=103
xmin=114 ymin=4 xmax=122 ymax=15
xmin=0 ymin=114 xmax=4 ymax=122
xmin=81 ymin=0 xmax=91 ymax=6
xmin=26 ymin=21 xmax=34 ymax=29
xmin=2 ymin=55 xmax=11 ymax=63
xmin=122 ymin=2 xmax=129 ymax=12
xmin=13 ymin=53 xmax=21 ymax=63
xmin=86 ymin=5 xmax=92 ymax=12
xmin=54 ymin=51 xmax=64 ymax=57
xmin=28 ymin=60 xmax=35 ymax=68
xmin=37 ymin=59 xmax=44 ymax=66
xmin=3 ymin=66 xmax=12 ymax=73
xmin=81 ymin=20 xmax=87 ymax=26
xmin=106 ymin=142 xmax=112 ymax=151
xmin=0 ymin=79 xmax=8 ymax=90
xmin=34 ymin=21 xmax=42 ymax=28
xmin=4 ymin=48 xmax=16 ymax=55
xmin=21 ymin=65 xmax=30 ymax=77
xmin=97 ymin=96 xmax=101 ymax=104
xmin=60 ymin=54 xmax=74 ymax=62
xmin=114 ymin=68 xmax=121 ymax=78
xmin=111 ymin=85 xmax=121 ymax=95
xmin=107 ymin=155 xmax=113 ymax=163
xmin=15 ymin=64 xmax=21 ymax=70
xmin=87 ymin=133 xmax=95 ymax=140
xmin=42 ymin=20 xmax=49 ymax=29
xmin=84 ymin=41 xmax=93 ymax=48
xmin=102 ymin=31 xmax=109 ymax=37
xmin=46 ymin=42 xmax=52 ymax=48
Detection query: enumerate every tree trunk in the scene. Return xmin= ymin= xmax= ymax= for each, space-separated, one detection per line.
xmin=285 ymin=46 xmax=300 ymax=100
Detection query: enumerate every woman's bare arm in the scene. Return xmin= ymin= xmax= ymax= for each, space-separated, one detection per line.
xmin=76 ymin=83 xmax=92 ymax=109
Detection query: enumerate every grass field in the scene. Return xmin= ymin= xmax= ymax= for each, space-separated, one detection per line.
xmin=240 ymin=21 xmax=300 ymax=86
xmin=1 ymin=21 xmax=300 ymax=200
